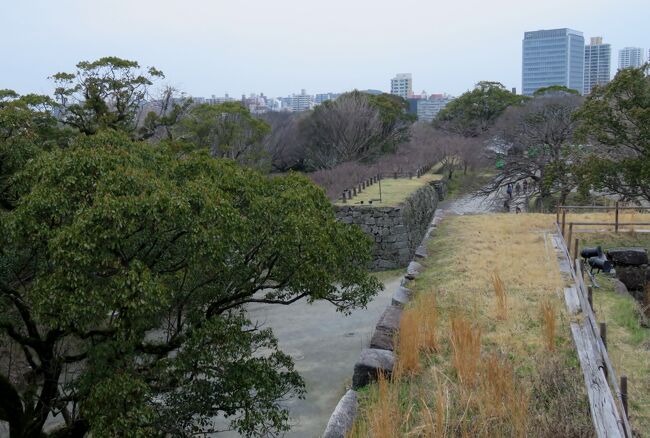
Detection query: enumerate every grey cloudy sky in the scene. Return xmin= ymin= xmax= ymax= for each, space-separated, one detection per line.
xmin=2 ymin=0 xmax=648 ymax=98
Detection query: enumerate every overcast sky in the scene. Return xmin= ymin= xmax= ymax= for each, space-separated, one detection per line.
xmin=2 ymin=0 xmax=648 ymax=98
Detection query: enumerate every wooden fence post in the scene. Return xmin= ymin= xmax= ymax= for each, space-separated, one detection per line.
xmin=567 ymin=223 xmax=574 ymax=254
xmin=621 ymin=375 xmax=628 ymax=419
xmin=600 ymin=322 xmax=607 ymax=349
xmin=615 ymin=201 xmax=620 ymax=233
xmin=574 ymin=238 xmax=579 ymax=264
xmin=394 ymin=172 xmax=397 ymax=179
xmin=588 ymin=286 xmax=593 ymax=312
xmin=562 ymin=210 xmax=567 ymax=239
xmin=556 ymin=204 xmax=560 ymax=225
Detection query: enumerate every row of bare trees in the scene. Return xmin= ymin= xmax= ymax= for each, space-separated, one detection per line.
xmin=309 ymin=122 xmax=482 ymax=199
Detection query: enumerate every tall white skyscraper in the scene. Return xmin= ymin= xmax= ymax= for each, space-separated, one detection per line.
xmin=390 ymin=73 xmax=413 ymax=99
xmin=583 ymin=37 xmax=611 ymax=94
xmin=618 ymin=47 xmax=645 ymax=69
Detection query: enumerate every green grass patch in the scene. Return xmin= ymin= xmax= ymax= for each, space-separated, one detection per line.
xmin=336 ymin=173 xmax=443 ymax=207
xmin=577 ymin=231 xmax=650 ymax=434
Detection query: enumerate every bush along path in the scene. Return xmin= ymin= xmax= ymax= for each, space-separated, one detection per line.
xmin=324 ymin=188 xmax=595 ymax=438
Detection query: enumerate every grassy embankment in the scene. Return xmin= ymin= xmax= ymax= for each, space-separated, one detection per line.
xmin=350 ymin=213 xmax=594 ymax=437
xmin=336 ymin=173 xmax=444 ymax=207
xmin=573 ymin=222 xmax=650 ymax=434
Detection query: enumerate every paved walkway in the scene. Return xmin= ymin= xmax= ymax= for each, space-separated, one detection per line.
xmin=218 ymin=186 xmax=509 ymax=438
xmin=217 ymin=276 xmax=402 ymax=438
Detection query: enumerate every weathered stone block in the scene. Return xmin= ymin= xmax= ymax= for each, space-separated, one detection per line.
xmin=352 ymin=348 xmax=395 ymax=389
xmin=376 ymin=305 xmax=402 ymax=332
xmin=611 ymin=278 xmax=630 ymax=296
xmin=369 ymin=328 xmax=394 ymax=350
xmin=391 ymin=286 xmax=413 ymax=307
xmin=616 ymin=265 xmax=650 ymax=291
xmin=322 ymin=390 xmax=357 ymax=438
xmin=607 ymin=248 xmax=648 ymax=266
xmin=406 ymin=261 xmax=423 ymax=280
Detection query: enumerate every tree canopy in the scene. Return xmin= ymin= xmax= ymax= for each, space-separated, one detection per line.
xmin=434 ymin=81 xmax=528 ymax=137
xmin=302 ymin=91 xmax=414 ymax=169
xmin=175 ymin=102 xmax=271 ymax=169
xmin=51 ymin=57 xmax=164 ymax=136
xmin=574 ymin=64 xmax=650 ymax=202
xmin=0 ymin=90 xmax=71 ymax=211
xmin=481 ymin=93 xmax=584 ymax=205
xmin=0 ymin=131 xmax=381 ymax=436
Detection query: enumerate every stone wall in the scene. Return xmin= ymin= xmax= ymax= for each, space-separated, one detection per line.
xmin=335 ymin=179 xmax=445 ymax=270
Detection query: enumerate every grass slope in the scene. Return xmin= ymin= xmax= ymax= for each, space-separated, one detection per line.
xmin=351 ymin=214 xmax=594 ymax=437
xmin=336 ymin=174 xmax=443 ymax=207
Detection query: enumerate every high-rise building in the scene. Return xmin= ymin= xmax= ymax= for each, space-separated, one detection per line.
xmin=618 ymin=47 xmax=645 ymax=69
xmin=522 ymin=28 xmax=585 ymax=96
xmin=289 ymin=89 xmax=314 ymax=112
xmin=416 ymin=95 xmax=454 ymax=122
xmin=584 ymin=37 xmax=611 ymax=94
xmin=390 ymin=73 xmax=413 ymax=99
xmin=314 ymin=92 xmax=340 ymax=105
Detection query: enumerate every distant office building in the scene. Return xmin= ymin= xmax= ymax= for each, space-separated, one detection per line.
xmin=206 ymin=94 xmax=235 ymax=105
xmin=390 ymin=73 xmax=413 ymax=99
xmin=289 ymin=89 xmax=314 ymax=112
xmin=618 ymin=47 xmax=645 ymax=69
xmin=522 ymin=28 xmax=585 ymax=96
xmin=314 ymin=92 xmax=340 ymax=105
xmin=416 ymin=95 xmax=454 ymax=122
xmin=584 ymin=37 xmax=611 ymax=94
xmin=266 ymin=97 xmax=281 ymax=111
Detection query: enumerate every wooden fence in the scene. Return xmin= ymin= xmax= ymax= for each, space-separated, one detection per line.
xmin=558 ymin=203 xmax=650 ymax=234
xmin=554 ymin=221 xmax=632 ymax=437
xmin=338 ymin=162 xmax=437 ymax=203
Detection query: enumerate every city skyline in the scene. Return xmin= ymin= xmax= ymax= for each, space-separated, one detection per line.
xmin=1 ymin=0 xmax=649 ymax=98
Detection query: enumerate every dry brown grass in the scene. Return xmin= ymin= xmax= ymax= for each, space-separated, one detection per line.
xmin=417 ymin=290 xmax=438 ymax=352
xmin=450 ymin=316 xmax=481 ymax=386
xmin=368 ymin=370 xmax=400 ymax=438
xmin=492 ymin=270 xmax=508 ymax=320
xmin=351 ymin=214 xmax=593 ymax=437
xmin=477 ymin=354 xmax=529 ymax=437
xmin=540 ymin=300 xmax=557 ymax=351
xmin=396 ymin=309 xmax=422 ymax=375
xmin=395 ymin=290 xmax=439 ymax=376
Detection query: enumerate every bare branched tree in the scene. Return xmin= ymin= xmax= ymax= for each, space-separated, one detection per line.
xmin=479 ymin=93 xmax=584 ymax=206
xmin=259 ymin=112 xmax=307 ymax=172
xmin=138 ymin=86 xmax=193 ymax=141
xmin=303 ymin=93 xmax=384 ymax=169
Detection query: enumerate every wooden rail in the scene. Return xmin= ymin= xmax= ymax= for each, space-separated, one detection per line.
xmin=555 ymin=223 xmax=632 ymax=437
xmin=558 ymin=203 xmax=650 ymax=233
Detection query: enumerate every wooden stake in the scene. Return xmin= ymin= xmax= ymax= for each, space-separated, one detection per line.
xmin=562 ymin=210 xmax=567 ymax=238
xmin=600 ymin=322 xmax=607 ymax=349
xmin=615 ymin=201 xmax=620 ymax=233
xmin=621 ymin=375 xmax=628 ymax=419
xmin=588 ymin=286 xmax=593 ymax=312
xmin=574 ymin=238 xmax=579 ymax=264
